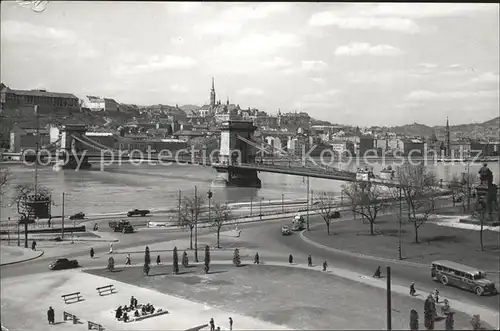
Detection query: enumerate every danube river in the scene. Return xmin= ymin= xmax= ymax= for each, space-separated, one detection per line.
xmin=0 ymin=160 xmax=498 ymax=221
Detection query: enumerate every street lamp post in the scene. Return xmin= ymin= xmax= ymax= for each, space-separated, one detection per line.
xmin=61 ymin=192 xmax=65 ymax=239
xmin=194 ymin=186 xmax=198 ymax=263
xmin=281 ymin=193 xmax=284 ymax=213
xmin=306 ymin=176 xmax=310 ymax=231
xmin=250 ymin=196 xmax=253 ymax=216
xmin=387 ymin=266 xmax=392 ymax=331
xmin=260 ymin=197 xmax=263 ymax=219
xmin=207 ymin=190 xmax=213 ymax=225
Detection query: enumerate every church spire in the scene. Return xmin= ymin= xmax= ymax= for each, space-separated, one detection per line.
xmin=445 ymin=117 xmax=451 ymax=158
xmin=227 ymin=96 xmax=229 ymax=105
xmin=210 ymin=77 xmax=216 ymax=108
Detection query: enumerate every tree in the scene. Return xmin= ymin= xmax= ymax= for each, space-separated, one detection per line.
xmin=445 ymin=312 xmax=454 ymax=330
xmin=424 ymin=295 xmax=436 ymax=330
xmin=343 ymin=181 xmax=389 ymax=235
xmin=13 ymin=184 xmax=51 ymax=221
xmin=182 ymin=251 xmax=189 ymax=267
xmin=204 ymin=245 xmax=210 ymax=274
xmin=173 ymin=246 xmax=179 ymax=274
xmin=212 ymin=202 xmax=231 ymax=248
xmin=473 ymin=201 xmax=487 ymax=251
xmin=314 ymin=192 xmax=337 ymax=235
xmin=181 ymin=194 xmax=205 ymax=250
xmin=449 ymin=173 xmax=476 ymax=212
xmin=107 ymin=256 xmax=115 ymax=272
xmin=410 ymin=309 xmax=419 ymax=331
xmin=144 ymin=246 xmax=151 ymax=266
xmin=0 ymin=168 xmax=8 ymax=190
xmin=143 ymin=263 xmax=150 ymax=276
xmin=233 ymin=248 xmax=241 ymax=267
xmin=396 ymin=164 xmax=438 ymax=243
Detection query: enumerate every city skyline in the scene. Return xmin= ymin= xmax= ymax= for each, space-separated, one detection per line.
xmin=1 ymin=2 xmax=499 ymax=126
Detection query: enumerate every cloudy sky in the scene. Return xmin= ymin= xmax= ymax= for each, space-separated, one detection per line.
xmin=1 ymin=2 xmax=499 ymax=126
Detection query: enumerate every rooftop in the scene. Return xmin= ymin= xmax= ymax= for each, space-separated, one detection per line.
xmin=7 ymin=89 xmax=78 ymax=99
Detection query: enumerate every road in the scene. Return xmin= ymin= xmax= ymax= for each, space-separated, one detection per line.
xmin=1 ymin=210 xmax=498 ymax=314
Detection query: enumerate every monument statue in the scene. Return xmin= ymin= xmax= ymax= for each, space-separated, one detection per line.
xmin=478 ymin=163 xmax=493 ymax=187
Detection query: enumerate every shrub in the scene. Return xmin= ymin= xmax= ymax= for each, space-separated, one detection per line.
xmin=233 ymin=248 xmax=241 ymax=267
xmin=204 ymin=245 xmax=210 ymax=274
xmin=173 ymin=246 xmax=179 ymax=274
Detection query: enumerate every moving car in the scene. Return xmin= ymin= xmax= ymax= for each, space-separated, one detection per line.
xmin=127 ymin=209 xmax=150 ymax=217
xmin=292 ymin=214 xmax=305 ymax=231
xmin=281 ymin=225 xmax=291 ymax=235
xmin=109 ymin=220 xmax=135 ymax=233
xmin=329 ymin=211 xmax=341 ymax=219
xmin=69 ymin=212 xmax=85 ymax=220
xmin=49 ymin=258 xmax=79 ymax=270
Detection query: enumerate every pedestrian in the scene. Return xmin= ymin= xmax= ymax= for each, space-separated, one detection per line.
xmin=254 ymin=252 xmax=260 ymax=264
xmin=209 ymin=318 xmax=215 ymax=331
xmin=90 ymin=247 xmax=95 ymax=259
xmin=373 ymin=266 xmax=381 ymax=278
xmin=156 ymin=254 xmax=161 ymax=265
xmin=47 ymin=218 xmax=51 ymax=228
xmin=229 ymin=317 xmax=233 ymax=330
xmin=31 ymin=240 xmax=37 ymax=251
xmin=322 ymin=260 xmax=328 ymax=271
xmin=130 ymin=296 xmax=136 ymax=308
xmin=126 ymin=254 xmax=131 ymax=265
xmin=289 ymin=254 xmax=293 ymax=264
xmin=410 ymin=282 xmax=416 ymax=296
xmin=47 ymin=306 xmax=55 ymax=324
xmin=307 ymin=254 xmax=312 ymax=267
xmin=434 ymin=288 xmax=439 ymax=303
xmin=109 ymin=242 xmax=113 ymax=254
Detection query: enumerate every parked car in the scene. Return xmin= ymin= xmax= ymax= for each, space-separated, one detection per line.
xmin=69 ymin=212 xmax=85 ymax=220
xmin=281 ymin=225 xmax=292 ymax=236
xmin=127 ymin=209 xmax=150 ymax=217
xmin=49 ymin=258 xmax=79 ymax=270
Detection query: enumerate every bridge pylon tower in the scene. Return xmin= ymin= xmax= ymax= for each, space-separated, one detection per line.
xmin=214 ymin=120 xmax=261 ymax=188
xmin=57 ymin=124 xmax=92 ymax=169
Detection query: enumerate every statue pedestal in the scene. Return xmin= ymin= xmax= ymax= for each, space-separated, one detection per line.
xmin=474 ymin=183 xmax=499 ymax=223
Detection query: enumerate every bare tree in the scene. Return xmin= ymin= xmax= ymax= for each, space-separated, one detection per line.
xmin=450 ymin=173 xmax=476 ymax=212
xmin=181 ymin=194 xmax=205 ymax=250
xmin=396 ymin=164 xmax=438 ymax=243
xmin=343 ymin=181 xmax=389 ymax=235
xmin=0 ymin=168 xmax=8 ymax=190
xmin=472 ymin=200 xmax=488 ymax=251
xmin=314 ymin=192 xmax=337 ymax=235
xmin=212 ymin=202 xmax=231 ymax=248
xmin=12 ymin=184 xmax=51 ymax=220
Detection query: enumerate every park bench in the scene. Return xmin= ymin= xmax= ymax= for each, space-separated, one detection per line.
xmin=63 ymin=311 xmax=80 ymax=324
xmin=61 ymin=292 xmax=83 ymax=304
xmin=134 ymin=309 xmax=169 ymax=321
xmin=87 ymin=321 xmax=104 ymax=330
xmin=96 ymin=284 xmax=116 ymax=296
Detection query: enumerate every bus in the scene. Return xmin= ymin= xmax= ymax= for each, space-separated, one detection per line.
xmin=431 ymin=260 xmax=497 ymax=296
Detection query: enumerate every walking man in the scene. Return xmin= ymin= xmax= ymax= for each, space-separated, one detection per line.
xmin=126 ymin=253 xmax=131 ymax=265
xmin=229 ymin=317 xmax=233 ymax=331
xmin=109 ymin=242 xmax=113 ymax=254
xmin=254 ymin=252 xmax=260 ymax=264
xmin=289 ymin=254 xmax=293 ymax=264
xmin=322 ymin=260 xmax=328 ymax=272
xmin=156 ymin=255 xmax=161 ymax=265
xmin=410 ymin=282 xmax=416 ymax=296
xmin=31 ymin=240 xmax=37 ymax=251
xmin=90 ymin=247 xmax=95 ymax=259
xmin=434 ymin=288 xmax=440 ymax=303
xmin=47 ymin=306 xmax=55 ymax=325
xmin=307 ymin=254 xmax=312 ymax=267
xmin=209 ymin=318 xmax=215 ymax=331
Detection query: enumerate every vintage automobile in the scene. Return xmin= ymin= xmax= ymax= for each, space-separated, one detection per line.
xmin=49 ymin=258 xmax=79 ymax=270
xmin=329 ymin=211 xmax=341 ymax=219
xmin=127 ymin=209 xmax=150 ymax=217
xmin=69 ymin=212 xmax=85 ymax=220
xmin=109 ymin=220 xmax=135 ymax=233
xmin=281 ymin=225 xmax=292 ymax=236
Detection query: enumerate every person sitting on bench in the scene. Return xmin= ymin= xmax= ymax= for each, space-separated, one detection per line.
xmin=141 ymin=306 xmax=147 ymax=315
xmin=115 ymin=306 xmax=123 ymax=320
xmin=134 ymin=310 xmax=140 ymax=318
xmin=123 ymin=312 xmax=129 ymax=322
xmin=150 ymin=304 xmax=155 ymax=314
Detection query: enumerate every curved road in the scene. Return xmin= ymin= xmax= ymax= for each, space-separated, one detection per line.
xmin=1 ymin=213 xmax=498 ymax=314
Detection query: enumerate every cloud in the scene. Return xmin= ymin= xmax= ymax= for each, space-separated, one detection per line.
xmin=334 ymin=43 xmax=404 ymax=56
xmin=170 ymin=84 xmax=189 ymax=93
xmin=168 ymin=2 xmax=203 ymax=13
xmin=300 ymin=60 xmax=328 ymax=71
xmin=114 ymin=54 xmax=197 ymax=75
xmin=262 ymin=57 xmax=293 ymax=69
xmin=237 ymin=87 xmax=264 ymax=96
xmin=469 ymin=72 xmax=499 ymax=85
xmin=1 ymin=20 xmax=99 ymax=59
xmin=308 ymin=4 xmax=495 ymax=33
xmin=311 ymin=77 xmax=326 ymax=84
xmin=293 ymin=89 xmax=341 ymax=108
xmin=195 ymin=3 xmax=291 ymax=36
xmin=406 ymin=89 xmax=499 ymax=100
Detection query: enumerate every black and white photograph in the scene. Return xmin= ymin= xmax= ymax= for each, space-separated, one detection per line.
xmin=0 ymin=2 xmax=499 ymax=330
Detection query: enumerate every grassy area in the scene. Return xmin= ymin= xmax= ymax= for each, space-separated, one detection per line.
xmin=307 ymin=206 xmax=500 ymax=272
xmin=86 ymin=264 xmax=487 ymax=330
